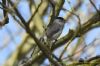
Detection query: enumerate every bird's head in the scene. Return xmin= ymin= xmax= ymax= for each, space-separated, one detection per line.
xmin=54 ymin=17 xmax=66 ymax=24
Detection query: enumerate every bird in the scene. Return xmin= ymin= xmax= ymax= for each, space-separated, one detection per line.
xmin=45 ymin=17 xmax=65 ymax=41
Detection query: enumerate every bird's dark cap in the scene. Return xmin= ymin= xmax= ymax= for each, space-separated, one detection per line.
xmin=56 ymin=17 xmax=65 ymax=21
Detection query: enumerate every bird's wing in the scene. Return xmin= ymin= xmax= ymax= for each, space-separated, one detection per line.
xmin=46 ymin=22 xmax=61 ymax=37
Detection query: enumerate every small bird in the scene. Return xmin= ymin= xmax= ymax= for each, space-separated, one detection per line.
xmin=46 ymin=17 xmax=65 ymax=41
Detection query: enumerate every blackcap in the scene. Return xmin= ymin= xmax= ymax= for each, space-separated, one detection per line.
xmin=46 ymin=17 xmax=65 ymax=41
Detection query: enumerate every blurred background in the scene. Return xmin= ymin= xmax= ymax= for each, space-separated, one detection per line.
xmin=0 ymin=0 xmax=100 ymax=66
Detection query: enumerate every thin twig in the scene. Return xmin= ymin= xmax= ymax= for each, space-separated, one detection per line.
xmin=47 ymin=0 xmax=56 ymax=27
xmin=2 ymin=0 xmax=9 ymax=24
xmin=62 ymin=38 xmax=99 ymax=61
xmin=0 ymin=0 xmax=9 ymax=27
xmin=89 ymin=0 xmax=100 ymax=15
xmin=65 ymin=9 xmax=81 ymax=33
xmin=59 ymin=37 xmax=73 ymax=59
xmin=27 ymin=0 xmax=42 ymax=26
xmin=59 ymin=8 xmax=81 ymax=59
xmin=86 ymin=55 xmax=100 ymax=62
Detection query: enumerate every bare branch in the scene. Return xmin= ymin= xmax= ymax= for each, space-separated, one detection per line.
xmin=89 ymin=0 xmax=100 ymax=15
xmin=27 ymin=0 xmax=43 ymax=26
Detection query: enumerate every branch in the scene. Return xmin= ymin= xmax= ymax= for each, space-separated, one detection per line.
xmin=53 ymin=13 xmax=100 ymax=50
xmin=0 ymin=0 xmax=9 ymax=27
xmin=89 ymin=0 xmax=100 ymax=15
xmin=27 ymin=0 xmax=42 ymax=26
